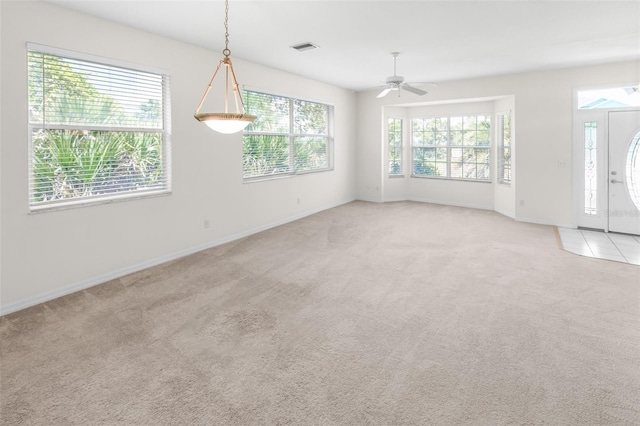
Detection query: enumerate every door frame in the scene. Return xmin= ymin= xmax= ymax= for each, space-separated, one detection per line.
xmin=572 ymin=84 xmax=640 ymax=232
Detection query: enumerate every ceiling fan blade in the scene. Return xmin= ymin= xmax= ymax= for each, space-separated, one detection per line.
xmin=377 ymin=88 xmax=393 ymax=98
xmin=402 ymin=84 xmax=428 ymax=96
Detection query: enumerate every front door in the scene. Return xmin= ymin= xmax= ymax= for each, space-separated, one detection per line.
xmin=608 ymin=110 xmax=640 ymax=235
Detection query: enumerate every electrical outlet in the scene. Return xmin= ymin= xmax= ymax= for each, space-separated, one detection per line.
xmin=204 ymin=219 xmax=210 ymax=229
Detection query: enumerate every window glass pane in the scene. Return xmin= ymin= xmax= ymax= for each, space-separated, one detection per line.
xmin=31 ymin=129 xmax=163 ymax=204
xmin=388 ymin=119 xmax=402 ymax=147
xmin=450 ymin=130 xmax=463 ymax=146
xmin=450 ymin=116 xmax=463 ymax=131
xmin=449 ymin=117 xmax=463 ymax=146
xmin=498 ymin=113 xmax=511 ymax=185
xmin=434 ymin=117 xmax=448 ymax=131
xmin=463 ymin=130 xmax=477 ymax=145
xmin=411 ymin=118 xmax=429 ymax=146
xmin=412 ymin=118 xmax=426 ymax=133
xmin=477 ymin=116 xmax=491 ymax=146
xmin=294 ymin=99 xmax=327 ymax=135
xmin=435 ymin=130 xmax=448 ymax=146
xmin=389 ymin=147 xmax=402 ymax=175
xmin=626 ymin=133 xmax=640 ymax=210
xmin=244 ymin=91 xmax=290 ymax=133
xmin=584 ymin=121 xmax=597 ymax=214
xmin=578 ymin=87 xmax=640 ymax=109
xmin=477 ymin=129 xmax=491 ymax=146
xmin=434 ymin=162 xmax=448 ymax=177
xmin=388 ymin=118 xmax=403 ymax=175
xmin=412 ymin=125 xmax=428 ymax=146
xmin=477 ymin=163 xmax=491 ymax=180
xmin=243 ymin=135 xmax=290 ymax=178
xmin=451 ymin=148 xmax=463 ymax=178
xmin=413 ymin=148 xmax=436 ymax=176
xmin=478 ymin=115 xmax=491 ymax=127
xmin=413 ymin=147 xmax=447 ymax=177
xmin=503 ymin=114 xmax=511 ymax=147
xmin=502 ymin=148 xmax=511 ymax=182
xmin=294 ymin=136 xmax=328 ymax=171
xmin=463 ymin=115 xmax=476 ymax=130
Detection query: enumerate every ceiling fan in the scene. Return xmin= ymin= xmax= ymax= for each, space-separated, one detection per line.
xmin=377 ymin=52 xmax=429 ymax=98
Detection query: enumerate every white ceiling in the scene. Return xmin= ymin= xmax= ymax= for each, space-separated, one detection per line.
xmin=45 ymin=0 xmax=640 ymax=92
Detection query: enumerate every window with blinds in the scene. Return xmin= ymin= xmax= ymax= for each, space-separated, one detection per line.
xmin=27 ymin=45 xmax=171 ymax=211
xmin=242 ymin=90 xmax=333 ymax=180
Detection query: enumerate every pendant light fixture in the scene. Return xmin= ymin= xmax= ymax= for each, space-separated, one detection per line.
xmin=194 ymin=0 xmax=256 ymax=134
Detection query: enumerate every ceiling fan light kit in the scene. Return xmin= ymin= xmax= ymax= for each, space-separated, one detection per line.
xmin=194 ymin=0 xmax=256 ymax=134
xmin=377 ymin=52 xmax=429 ymax=98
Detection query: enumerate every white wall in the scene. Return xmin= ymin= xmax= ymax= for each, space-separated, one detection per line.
xmin=357 ymin=60 xmax=639 ymax=225
xmin=0 ymin=1 xmax=357 ymax=313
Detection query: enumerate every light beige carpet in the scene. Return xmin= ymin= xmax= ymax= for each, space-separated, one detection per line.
xmin=1 ymin=201 xmax=639 ymax=425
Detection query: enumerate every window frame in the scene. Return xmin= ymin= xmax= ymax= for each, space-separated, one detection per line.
xmin=242 ymin=89 xmax=334 ymax=182
xmin=26 ymin=43 xmax=171 ymax=212
xmin=410 ymin=114 xmax=492 ymax=182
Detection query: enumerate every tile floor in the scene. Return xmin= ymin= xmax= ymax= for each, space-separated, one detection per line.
xmin=557 ymin=227 xmax=640 ymax=265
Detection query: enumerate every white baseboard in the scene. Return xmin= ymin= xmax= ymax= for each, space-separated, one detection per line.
xmin=408 ymin=197 xmax=494 ymax=211
xmin=382 ymin=197 xmax=408 ymax=203
xmin=515 ymin=215 xmax=574 ymax=229
xmin=494 ymin=206 xmax=515 ymax=219
xmin=356 ymin=196 xmax=383 ymax=203
xmin=0 ymin=197 xmax=355 ymax=316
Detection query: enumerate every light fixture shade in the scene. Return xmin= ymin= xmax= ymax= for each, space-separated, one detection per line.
xmin=195 ymin=112 xmax=257 ymax=134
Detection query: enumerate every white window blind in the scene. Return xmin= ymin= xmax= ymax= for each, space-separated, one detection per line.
xmin=27 ymin=46 xmax=170 ymax=210
xmin=243 ymin=90 xmax=333 ymax=180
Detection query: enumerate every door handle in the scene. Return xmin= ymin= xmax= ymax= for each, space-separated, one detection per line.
xmin=610 ymin=179 xmax=623 ymax=184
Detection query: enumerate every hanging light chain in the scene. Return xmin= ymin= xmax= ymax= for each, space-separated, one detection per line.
xmin=223 ymin=0 xmax=231 ymax=57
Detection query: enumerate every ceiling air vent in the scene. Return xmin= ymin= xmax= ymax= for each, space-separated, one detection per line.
xmin=291 ymin=42 xmax=319 ymax=52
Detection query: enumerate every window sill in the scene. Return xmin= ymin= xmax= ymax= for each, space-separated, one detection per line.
xmin=410 ymin=175 xmax=492 ymax=183
xmin=29 ymin=189 xmax=171 ymax=214
xmin=243 ymin=168 xmax=333 ymax=184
